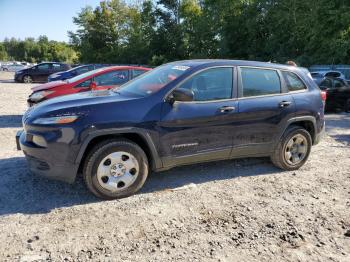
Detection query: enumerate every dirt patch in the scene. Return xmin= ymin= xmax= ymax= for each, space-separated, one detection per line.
xmin=0 ymin=73 xmax=349 ymax=261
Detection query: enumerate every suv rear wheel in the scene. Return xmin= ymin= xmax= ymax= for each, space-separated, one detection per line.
xmin=271 ymin=126 xmax=312 ymax=170
xmin=83 ymin=139 xmax=149 ymax=199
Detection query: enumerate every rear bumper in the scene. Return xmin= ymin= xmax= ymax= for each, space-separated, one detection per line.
xmin=313 ymin=123 xmax=325 ymax=145
xmin=17 ymin=130 xmax=79 ymax=183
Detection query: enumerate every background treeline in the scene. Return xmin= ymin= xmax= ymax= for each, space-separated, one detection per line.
xmin=2 ymin=0 xmax=350 ymax=67
xmin=0 ymin=36 xmax=78 ymax=63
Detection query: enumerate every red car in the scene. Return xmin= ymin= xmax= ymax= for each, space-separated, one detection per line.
xmin=27 ymin=66 xmax=151 ymax=105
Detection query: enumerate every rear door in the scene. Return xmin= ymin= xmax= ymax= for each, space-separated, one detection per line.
xmin=159 ymin=67 xmax=238 ymax=167
xmin=232 ymin=67 xmax=295 ymax=157
xmin=34 ymin=63 xmax=52 ymax=82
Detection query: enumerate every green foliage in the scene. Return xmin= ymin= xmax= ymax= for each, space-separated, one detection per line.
xmin=4 ymin=0 xmax=347 ymax=66
xmin=0 ymin=36 xmax=78 ymax=63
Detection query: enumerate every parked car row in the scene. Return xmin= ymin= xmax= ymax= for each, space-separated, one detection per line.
xmin=1 ymin=61 xmax=33 ymax=72
xmin=16 ymin=59 xmax=326 ymax=199
xmin=27 ymin=65 xmax=151 ymax=105
xmin=15 ymin=62 xmax=71 ymax=83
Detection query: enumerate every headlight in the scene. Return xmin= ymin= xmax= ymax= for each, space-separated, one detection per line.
xmin=29 ymin=91 xmax=54 ymax=102
xmin=33 ymin=115 xmax=79 ymax=125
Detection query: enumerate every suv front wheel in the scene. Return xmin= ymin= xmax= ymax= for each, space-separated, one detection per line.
xmin=83 ymin=139 xmax=149 ymax=199
xmin=271 ymin=126 xmax=312 ymax=170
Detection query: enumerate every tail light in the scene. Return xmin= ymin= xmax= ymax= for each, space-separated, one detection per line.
xmin=320 ymin=90 xmax=327 ymax=102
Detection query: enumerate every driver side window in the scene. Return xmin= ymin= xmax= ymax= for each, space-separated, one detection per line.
xmin=177 ymin=67 xmax=233 ymax=101
xmin=76 ymin=79 xmax=92 ymax=88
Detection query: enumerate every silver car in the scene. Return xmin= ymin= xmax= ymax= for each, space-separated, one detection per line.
xmin=1 ymin=63 xmax=28 ymax=72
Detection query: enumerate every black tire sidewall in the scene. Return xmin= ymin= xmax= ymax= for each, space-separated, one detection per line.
xmin=279 ymin=128 xmax=312 ymax=170
xmin=85 ymin=141 xmax=148 ymax=199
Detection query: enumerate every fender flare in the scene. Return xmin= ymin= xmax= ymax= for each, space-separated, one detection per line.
xmin=74 ymin=127 xmax=162 ymax=170
xmin=282 ymin=116 xmax=317 ymax=142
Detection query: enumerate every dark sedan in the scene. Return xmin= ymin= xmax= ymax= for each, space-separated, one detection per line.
xmin=319 ymin=77 xmax=350 ymax=112
xmin=14 ymin=62 xmax=70 ymax=83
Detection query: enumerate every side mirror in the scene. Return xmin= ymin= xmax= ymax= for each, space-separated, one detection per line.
xmin=169 ymin=88 xmax=194 ymax=104
xmin=89 ymin=81 xmax=97 ymax=90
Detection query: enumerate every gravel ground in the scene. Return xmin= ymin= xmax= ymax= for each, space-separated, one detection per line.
xmin=0 ymin=72 xmax=349 ymax=261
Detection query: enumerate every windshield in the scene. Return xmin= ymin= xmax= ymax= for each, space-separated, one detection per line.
xmin=115 ymin=64 xmax=191 ymax=97
xmin=67 ymin=68 xmax=105 ymax=83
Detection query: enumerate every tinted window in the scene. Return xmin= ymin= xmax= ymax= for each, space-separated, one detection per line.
xmin=320 ymin=79 xmax=332 ymax=89
xmin=75 ymin=66 xmax=90 ymax=75
xmin=282 ymin=71 xmax=307 ymax=91
xmin=76 ymin=79 xmax=92 ymax=88
xmin=334 ymin=79 xmax=345 ymax=88
xmin=178 ymin=67 xmax=233 ymax=101
xmin=132 ymin=69 xmax=147 ymax=78
xmin=37 ymin=64 xmax=50 ymax=71
xmin=95 ymin=70 xmax=129 ymax=86
xmin=241 ymin=68 xmax=281 ymax=97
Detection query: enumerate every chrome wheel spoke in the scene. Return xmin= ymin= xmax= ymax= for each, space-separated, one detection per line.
xmin=291 ymin=154 xmax=299 ymax=163
xmin=286 ymin=139 xmax=294 ymax=149
xmin=298 ymin=145 xmax=307 ymax=154
xmin=285 ymin=151 xmax=292 ymax=161
xmin=97 ymin=164 xmax=111 ymax=180
xmin=295 ymin=137 xmax=304 ymax=145
xmin=119 ymin=172 xmax=134 ymax=186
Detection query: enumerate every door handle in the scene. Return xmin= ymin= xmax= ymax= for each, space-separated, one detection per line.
xmin=278 ymin=101 xmax=292 ymax=108
xmin=219 ymin=106 xmax=235 ymax=113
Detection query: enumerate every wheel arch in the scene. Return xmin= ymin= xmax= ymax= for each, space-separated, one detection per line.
xmin=284 ymin=116 xmax=317 ymax=144
xmin=76 ymin=129 xmax=162 ymax=174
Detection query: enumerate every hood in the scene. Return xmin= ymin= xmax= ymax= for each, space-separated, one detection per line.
xmin=29 ymin=90 xmax=136 ymax=118
xmin=32 ymin=81 xmax=66 ymax=92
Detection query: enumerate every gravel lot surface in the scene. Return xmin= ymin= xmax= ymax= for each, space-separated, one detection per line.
xmin=0 ymin=72 xmax=349 ymax=261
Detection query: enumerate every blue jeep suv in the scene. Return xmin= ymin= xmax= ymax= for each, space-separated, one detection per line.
xmin=16 ymin=60 xmax=325 ymax=199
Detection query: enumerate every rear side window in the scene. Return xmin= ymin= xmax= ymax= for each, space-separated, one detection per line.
xmin=132 ymin=69 xmax=147 ymax=78
xmin=282 ymin=71 xmax=307 ymax=92
xmin=37 ymin=64 xmax=50 ymax=71
xmin=95 ymin=70 xmax=129 ymax=86
xmin=241 ymin=68 xmax=281 ymax=97
xmin=320 ymin=79 xmax=332 ymax=89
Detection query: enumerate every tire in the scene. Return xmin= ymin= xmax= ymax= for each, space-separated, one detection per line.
xmin=83 ymin=139 xmax=149 ymax=200
xmin=271 ymin=126 xmax=312 ymax=171
xmin=22 ymin=75 xmax=33 ymax=83
xmin=3 ymin=68 xmax=8 ymax=71
xmin=344 ymin=98 xmax=350 ymax=113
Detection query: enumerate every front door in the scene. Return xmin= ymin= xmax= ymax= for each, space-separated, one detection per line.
xmin=231 ymin=67 xmax=296 ymax=157
xmin=94 ymin=70 xmax=130 ymax=90
xmin=159 ymin=67 xmax=238 ymax=167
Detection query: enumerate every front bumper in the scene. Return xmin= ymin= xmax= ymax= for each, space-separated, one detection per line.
xmin=16 ymin=130 xmax=79 ymax=183
xmin=14 ymin=74 xmax=22 ymax=82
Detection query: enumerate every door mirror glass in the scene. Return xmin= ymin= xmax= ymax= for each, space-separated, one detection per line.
xmin=172 ymin=88 xmax=194 ymax=102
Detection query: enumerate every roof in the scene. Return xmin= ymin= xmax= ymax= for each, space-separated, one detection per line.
xmin=167 ymin=59 xmax=298 ymax=71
